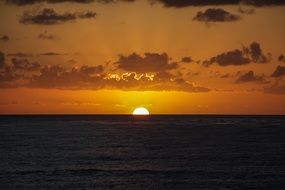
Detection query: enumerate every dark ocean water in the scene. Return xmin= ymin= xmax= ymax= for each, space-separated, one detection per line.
xmin=0 ymin=115 xmax=285 ymax=189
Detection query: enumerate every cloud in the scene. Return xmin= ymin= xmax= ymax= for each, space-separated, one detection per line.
xmin=271 ymin=65 xmax=285 ymax=78
xmin=19 ymin=8 xmax=96 ymax=25
xmin=40 ymin=52 xmax=65 ymax=56
xmin=5 ymin=0 xmax=134 ymax=6
xmin=0 ymin=35 xmax=9 ymax=43
xmin=278 ymin=54 xmax=285 ymax=62
xmin=11 ymin=58 xmax=41 ymax=71
xmin=243 ymin=42 xmax=271 ymax=63
xmin=0 ymin=52 xmax=209 ymax=93
xmin=181 ymin=56 xmax=193 ymax=63
xmin=235 ymin=70 xmax=267 ymax=84
xmin=115 ymin=52 xmax=178 ymax=73
xmin=203 ymin=49 xmax=250 ymax=67
xmin=152 ymin=0 xmax=285 ymax=8
xmin=193 ymin=8 xmax=240 ymax=23
xmin=29 ymin=65 xmax=105 ymax=89
xmin=5 ymin=0 xmax=285 ymax=7
xmin=7 ymin=52 xmax=34 ymax=57
xmin=203 ymin=42 xmax=270 ymax=66
xmin=0 ymin=52 xmax=5 ymax=68
xmin=27 ymin=65 xmax=209 ymax=92
xmin=38 ymin=31 xmax=59 ymax=40
xmin=245 ymin=0 xmax=285 ymax=7
xmin=264 ymin=84 xmax=285 ymax=94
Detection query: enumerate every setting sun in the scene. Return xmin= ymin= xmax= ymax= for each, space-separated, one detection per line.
xmin=133 ymin=107 xmax=150 ymax=115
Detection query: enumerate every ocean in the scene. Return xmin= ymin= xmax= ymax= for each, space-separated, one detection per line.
xmin=0 ymin=115 xmax=285 ymax=189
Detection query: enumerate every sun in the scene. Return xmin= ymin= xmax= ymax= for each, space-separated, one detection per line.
xmin=133 ymin=107 xmax=150 ymax=115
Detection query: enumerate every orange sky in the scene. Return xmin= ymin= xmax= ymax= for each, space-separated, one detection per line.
xmin=1 ymin=0 xmax=285 ymax=114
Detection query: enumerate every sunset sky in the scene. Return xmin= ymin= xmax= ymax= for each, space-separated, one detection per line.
xmin=1 ymin=0 xmax=285 ymax=114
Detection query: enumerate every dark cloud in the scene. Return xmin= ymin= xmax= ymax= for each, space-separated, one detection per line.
xmin=5 ymin=0 xmax=285 ymax=7
xmin=203 ymin=49 xmax=250 ymax=67
xmin=243 ymin=42 xmax=271 ymax=63
xmin=203 ymin=42 xmax=270 ymax=67
xmin=245 ymin=0 xmax=285 ymax=7
xmin=7 ymin=52 xmax=72 ymax=57
xmin=152 ymin=0 xmax=285 ymax=8
xmin=0 ymin=55 xmax=209 ymax=93
xmin=27 ymin=65 xmax=209 ymax=92
xmin=38 ymin=31 xmax=59 ymax=40
xmin=0 ymin=35 xmax=9 ymax=42
xmin=29 ymin=65 xmax=104 ymax=89
xmin=181 ymin=56 xmax=193 ymax=63
xmin=154 ymin=71 xmax=174 ymax=81
xmin=193 ymin=8 xmax=240 ymax=23
xmin=7 ymin=52 xmax=34 ymax=57
xmin=80 ymin=65 xmax=104 ymax=75
xmin=264 ymin=84 xmax=285 ymax=94
xmin=235 ymin=70 xmax=267 ymax=84
xmin=5 ymin=0 xmax=134 ymax=6
xmin=115 ymin=52 xmax=178 ymax=73
xmin=40 ymin=52 xmax=64 ymax=56
xmin=152 ymin=0 xmax=241 ymax=7
xmin=271 ymin=65 xmax=285 ymax=78
xmin=278 ymin=54 xmax=285 ymax=62
xmin=11 ymin=58 xmax=41 ymax=71
xmin=19 ymin=8 xmax=96 ymax=25
xmin=0 ymin=52 xmax=5 ymax=68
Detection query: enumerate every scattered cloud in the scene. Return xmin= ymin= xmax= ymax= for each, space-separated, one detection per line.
xmin=0 ymin=35 xmax=9 ymax=43
xmin=278 ymin=54 xmax=285 ymax=62
xmin=271 ymin=65 xmax=285 ymax=78
xmin=19 ymin=8 xmax=97 ymax=25
xmin=0 ymin=51 xmax=209 ymax=93
xmin=38 ymin=31 xmax=59 ymax=40
xmin=5 ymin=0 xmax=135 ymax=6
xmin=115 ymin=52 xmax=178 ymax=73
xmin=11 ymin=58 xmax=41 ymax=71
xmin=7 ymin=53 xmax=34 ymax=57
xmin=203 ymin=49 xmax=250 ymax=67
xmin=235 ymin=70 xmax=267 ymax=84
xmin=0 ymin=52 xmax=5 ymax=68
xmin=152 ymin=0 xmax=285 ymax=8
xmin=181 ymin=56 xmax=193 ymax=63
xmin=39 ymin=52 xmax=65 ymax=56
xmin=264 ymin=84 xmax=285 ymax=94
xmin=203 ymin=42 xmax=270 ymax=66
xmin=193 ymin=8 xmax=240 ymax=23
xmin=243 ymin=42 xmax=271 ymax=63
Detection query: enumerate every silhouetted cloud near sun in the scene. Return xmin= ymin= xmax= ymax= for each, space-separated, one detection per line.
xmin=193 ymin=8 xmax=240 ymax=23
xmin=0 ymin=52 xmax=210 ymax=92
xmin=19 ymin=8 xmax=96 ymax=25
xmin=115 ymin=52 xmax=178 ymax=73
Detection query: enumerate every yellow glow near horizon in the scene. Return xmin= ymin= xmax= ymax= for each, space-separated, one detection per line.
xmin=133 ymin=107 xmax=150 ymax=115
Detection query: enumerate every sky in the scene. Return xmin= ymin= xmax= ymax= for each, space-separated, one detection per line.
xmin=1 ymin=0 xmax=285 ymax=114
